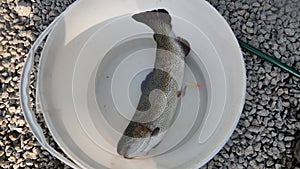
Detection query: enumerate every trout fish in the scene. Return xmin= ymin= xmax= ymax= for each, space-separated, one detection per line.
xmin=117 ymin=9 xmax=191 ymax=159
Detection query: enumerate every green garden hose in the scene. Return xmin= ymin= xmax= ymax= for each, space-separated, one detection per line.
xmin=238 ymin=39 xmax=300 ymax=79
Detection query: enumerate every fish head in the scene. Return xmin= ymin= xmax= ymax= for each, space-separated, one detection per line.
xmin=117 ymin=124 xmax=161 ymax=159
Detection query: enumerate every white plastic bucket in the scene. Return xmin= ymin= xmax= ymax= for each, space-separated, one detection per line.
xmin=20 ymin=0 xmax=246 ymax=168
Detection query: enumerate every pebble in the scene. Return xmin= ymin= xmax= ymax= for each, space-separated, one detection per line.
xmin=14 ymin=5 xmax=32 ymax=17
xmin=284 ymin=136 xmax=295 ymax=141
xmin=275 ymin=164 xmax=282 ymax=169
xmin=246 ymin=21 xmax=254 ymax=27
xmin=245 ymin=146 xmax=254 ymax=156
xmin=245 ymin=132 xmax=253 ymax=139
xmin=285 ymin=29 xmax=295 ymax=36
xmin=256 ymin=154 xmax=264 ymax=163
xmin=249 ymin=160 xmax=259 ymax=169
xmin=254 ymin=143 xmax=261 ymax=151
xmin=248 ymin=126 xmax=261 ymax=133
xmin=33 ymin=15 xmax=41 ymax=21
xmin=8 ymin=107 xmax=16 ymax=113
xmin=8 ymin=132 xmax=18 ymax=141
xmin=22 ymin=151 xmax=37 ymax=159
xmin=267 ymin=160 xmax=275 ymax=166
xmin=246 ymin=27 xmax=254 ymax=34
xmin=253 ymin=2 xmax=260 ymax=7
xmin=257 ymin=110 xmax=268 ymax=116
xmin=0 ymin=150 xmax=4 ymax=156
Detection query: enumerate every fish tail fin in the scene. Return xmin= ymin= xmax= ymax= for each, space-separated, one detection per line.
xmin=132 ymin=9 xmax=172 ymax=31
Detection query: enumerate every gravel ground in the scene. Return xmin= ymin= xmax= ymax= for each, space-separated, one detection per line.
xmin=0 ymin=0 xmax=300 ymax=168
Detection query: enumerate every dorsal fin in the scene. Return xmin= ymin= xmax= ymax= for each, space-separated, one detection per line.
xmin=176 ymin=36 xmax=191 ymax=56
xmin=153 ymin=34 xmax=191 ymax=57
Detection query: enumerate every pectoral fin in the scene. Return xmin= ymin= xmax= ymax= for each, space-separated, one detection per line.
xmin=177 ymin=85 xmax=187 ymax=98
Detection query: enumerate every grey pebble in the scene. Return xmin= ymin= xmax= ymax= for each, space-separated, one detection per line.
xmin=252 ymin=2 xmax=260 ymax=7
xmin=256 ymin=154 xmax=264 ymax=162
xmin=245 ymin=146 xmax=254 ymax=156
xmin=246 ymin=27 xmax=254 ymax=34
xmin=278 ymin=141 xmax=286 ymax=152
xmin=249 ymin=160 xmax=259 ymax=169
xmin=248 ymin=126 xmax=261 ymax=133
xmin=284 ymin=136 xmax=294 ymax=141
xmin=246 ymin=21 xmax=254 ymax=27
xmin=257 ymin=110 xmax=269 ymax=116
xmin=254 ymin=143 xmax=261 ymax=151
xmin=257 ymin=35 xmax=264 ymax=42
xmin=33 ymin=15 xmax=42 ymax=21
xmin=275 ymin=164 xmax=282 ymax=169
xmin=285 ymin=29 xmax=295 ymax=36
xmin=267 ymin=160 xmax=274 ymax=166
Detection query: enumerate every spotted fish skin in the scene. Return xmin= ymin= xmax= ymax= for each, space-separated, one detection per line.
xmin=117 ymin=9 xmax=191 ymax=159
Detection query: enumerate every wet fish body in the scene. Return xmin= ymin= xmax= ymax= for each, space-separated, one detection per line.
xmin=117 ymin=9 xmax=190 ymax=159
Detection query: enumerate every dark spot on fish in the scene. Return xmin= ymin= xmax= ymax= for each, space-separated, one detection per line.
xmin=141 ymin=70 xmax=153 ymax=92
xmin=133 ymin=126 xmax=149 ymax=138
xmin=137 ymin=68 xmax=178 ymax=112
xmin=123 ymin=122 xmax=151 ymax=138
xmin=106 ymin=76 xmax=110 ymax=78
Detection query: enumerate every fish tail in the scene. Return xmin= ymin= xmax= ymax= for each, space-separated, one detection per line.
xmin=132 ymin=9 xmax=172 ymax=31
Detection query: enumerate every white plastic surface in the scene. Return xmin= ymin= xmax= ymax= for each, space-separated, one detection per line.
xmin=32 ymin=0 xmax=246 ymax=169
